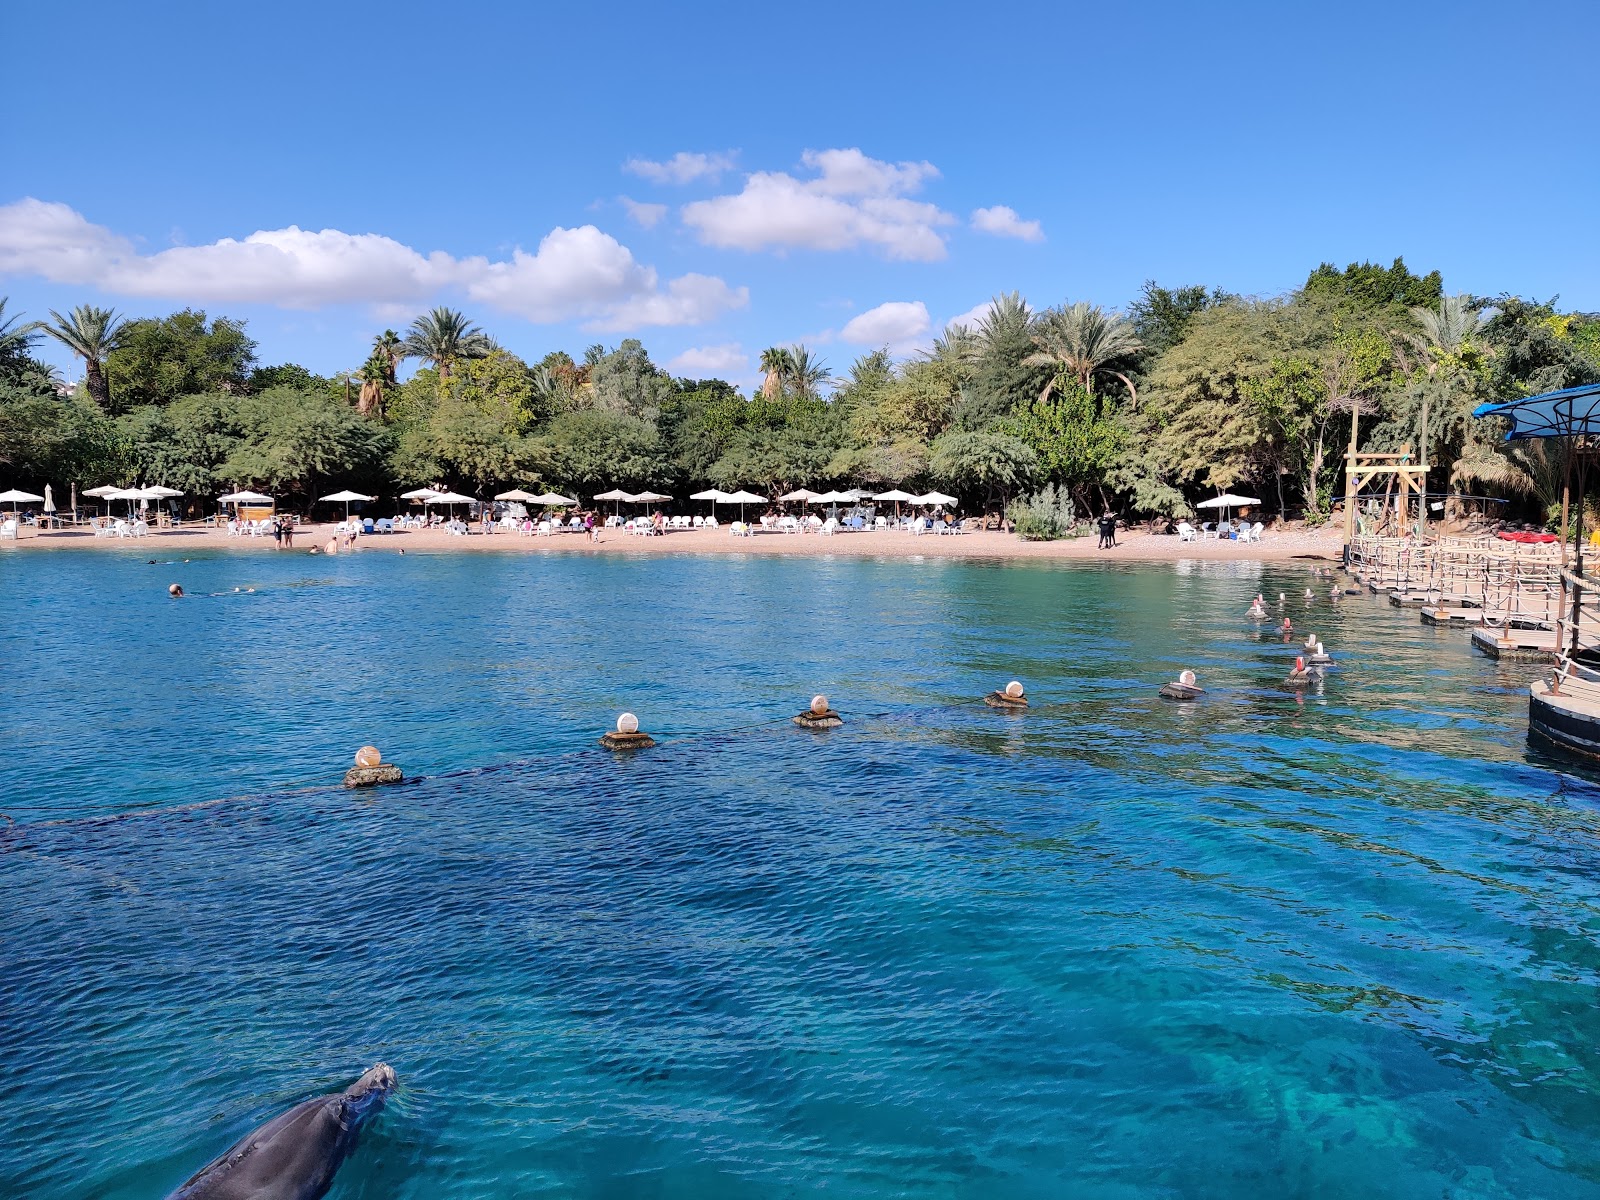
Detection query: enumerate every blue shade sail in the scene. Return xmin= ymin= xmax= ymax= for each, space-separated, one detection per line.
xmin=1474 ymin=383 xmax=1600 ymax=440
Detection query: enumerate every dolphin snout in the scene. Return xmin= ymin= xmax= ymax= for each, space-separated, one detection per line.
xmin=351 ymin=1062 xmax=398 ymax=1097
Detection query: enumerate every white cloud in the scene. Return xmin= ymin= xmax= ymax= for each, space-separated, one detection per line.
xmin=840 ymin=300 xmax=931 ymax=352
xmin=799 ymin=148 xmax=938 ymax=197
xmin=595 ymin=273 xmax=749 ymax=331
xmin=0 ymin=198 xmax=136 ymax=285
xmin=681 ymin=148 xmax=956 ymax=262
xmin=665 ymin=343 xmax=748 ymax=377
xmin=619 ymin=197 xmax=668 ymax=229
xmin=464 ymin=225 xmax=653 ymax=321
xmin=0 ymin=198 xmax=745 ymax=331
xmin=944 ymin=302 xmax=993 ymax=332
xmin=971 ymin=205 xmax=1044 ymax=242
xmin=623 ymin=151 xmax=737 ymax=185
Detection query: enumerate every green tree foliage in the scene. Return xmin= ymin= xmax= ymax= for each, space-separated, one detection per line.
xmin=1302 ymin=257 xmax=1442 ymax=319
xmin=928 ymin=429 xmax=1036 ymax=513
xmin=119 ymin=393 xmax=245 ymax=494
xmin=999 ymin=381 xmax=1124 ymax=496
xmin=1128 ymin=283 xmax=1225 ymax=356
xmin=1024 ymin=302 xmax=1142 ymax=401
xmin=533 ymin=409 xmax=669 ymax=490
xmin=958 ymin=292 xmax=1051 ymax=430
xmin=102 ymin=309 xmax=255 ymax=411
xmin=588 ymin=339 xmax=675 ymax=419
xmin=219 ymin=386 xmax=392 ymax=499
xmin=44 ymin=305 xmax=128 ymax=412
xmin=402 ymin=307 xmax=492 ymax=385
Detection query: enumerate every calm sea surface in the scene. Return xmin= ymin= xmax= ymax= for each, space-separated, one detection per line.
xmin=3 ymin=546 xmax=1599 ymax=1199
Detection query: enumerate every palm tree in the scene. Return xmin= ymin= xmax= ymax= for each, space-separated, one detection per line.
xmin=782 ymin=345 xmax=833 ymax=400
xmin=1404 ymin=294 xmax=1487 ymax=472
xmin=759 ymin=346 xmax=794 ymax=399
xmin=373 ymin=329 xmax=404 ymax=382
xmin=974 ymin=291 xmax=1034 ymax=355
xmin=1410 ymin=293 xmax=1483 ymax=364
xmin=1023 ymin=302 xmax=1143 ymax=404
xmin=401 ymin=307 xmax=492 ymax=385
xmin=0 ymin=297 xmax=42 ymax=363
xmin=42 ymin=304 xmax=125 ymax=410
xmin=355 ymin=329 xmax=404 ymax=419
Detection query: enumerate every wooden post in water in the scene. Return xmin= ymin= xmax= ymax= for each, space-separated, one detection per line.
xmin=1342 ymin=401 xmax=1361 ymax=552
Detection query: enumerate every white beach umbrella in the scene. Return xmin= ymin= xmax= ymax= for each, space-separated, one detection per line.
xmin=595 ymin=488 xmax=636 ymax=517
xmin=690 ymin=487 xmax=729 ymax=518
xmin=779 ymin=488 xmax=823 ymax=503
xmin=0 ymin=488 xmax=43 ymax=521
xmin=217 ymin=489 xmax=274 ymax=524
xmin=721 ymin=489 xmax=766 ymax=521
xmin=42 ymin=484 xmax=55 ymax=514
xmin=913 ymin=491 xmax=959 ymax=507
xmin=320 ymin=489 xmax=375 ymax=522
xmin=83 ymin=484 xmax=119 ymax=516
xmin=494 ymin=488 xmax=540 ymax=502
xmin=401 ymin=487 xmax=442 ymax=500
xmin=872 ymin=489 xmax=916 ymax=502
xmin=531 ymin=492 xmax=577 ymax=506
xmin=428 ymin=490 xmax=477 ymax=520
xmin=1196 ymin=493 xmax=1261 ymax=525
xmin=634 ymin=490 xmax=672 ymax=504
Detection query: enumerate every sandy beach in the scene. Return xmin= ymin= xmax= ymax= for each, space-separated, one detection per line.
xmin=4 ymin=521 xmax=1346 ymax=562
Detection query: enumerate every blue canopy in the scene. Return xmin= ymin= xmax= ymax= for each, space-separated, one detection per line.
xmin=1474 ymin=382 xmax=1600 ymax=440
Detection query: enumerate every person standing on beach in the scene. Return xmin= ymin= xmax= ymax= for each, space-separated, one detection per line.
xmin=283 ymin=521 xmax=294 ymax=550
xmin=1098 ymin=512 xmax=1117 ymax=549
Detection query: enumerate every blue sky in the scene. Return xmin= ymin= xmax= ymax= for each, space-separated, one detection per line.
xmin=5 ymin=0 xmax=1597 ymax=388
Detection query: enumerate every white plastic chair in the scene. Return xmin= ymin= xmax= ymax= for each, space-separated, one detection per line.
xmin=1177 ymin=521 xmax=1197 ymax=542
xmin=821 ymin=518 xmax=838 ymax=536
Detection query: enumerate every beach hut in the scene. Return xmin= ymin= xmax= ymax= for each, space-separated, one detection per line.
xmin=217 ymin=489 xmax=275 ymax=526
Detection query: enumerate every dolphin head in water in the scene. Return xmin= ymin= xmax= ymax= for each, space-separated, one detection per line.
xmin=166 ymin=1063 xmax=397 ymax=1200
xmin=340 ymin=1063 xmax=397 ymax=1122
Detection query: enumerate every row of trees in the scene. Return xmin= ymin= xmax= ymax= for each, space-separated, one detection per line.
xmin=2 ymin=257 xmax=1597 ymax=524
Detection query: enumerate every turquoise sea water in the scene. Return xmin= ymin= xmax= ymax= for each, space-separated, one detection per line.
xmin=3 ymin=547 xmax=1599 ymax=1198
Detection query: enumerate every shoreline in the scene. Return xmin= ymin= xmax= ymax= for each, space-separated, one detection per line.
xmin=2 ymin=522 xmax=1346 ymax=563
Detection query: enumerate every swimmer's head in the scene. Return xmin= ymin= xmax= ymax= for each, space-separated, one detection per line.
xmin=168 ymin=583 xmax=184 ymax=597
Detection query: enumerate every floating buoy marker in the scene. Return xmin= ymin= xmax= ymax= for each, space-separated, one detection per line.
xmin=1160 ymin=668 xmax=1206 ymax=700
xmin=600 ymin=711 xmax=654 ymax=749
xmin=344 ymin=743 xmax=403 ymax=788
xmin=794 ymin=694 xmax=843 ymax=728
xmin=1285 ymin=656 xmax=1313 ymax=687
xmin=986 ymin=679 xmax=1029 ymax=708
xmin=1309 ymin=641 xmax=1333 ymax=666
